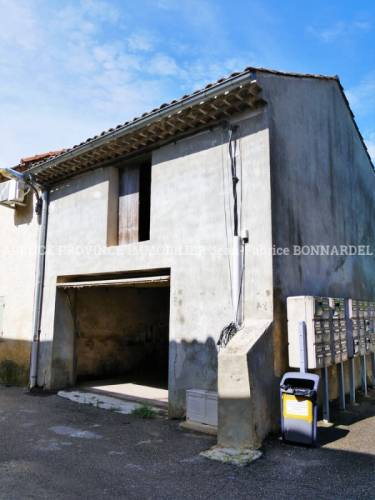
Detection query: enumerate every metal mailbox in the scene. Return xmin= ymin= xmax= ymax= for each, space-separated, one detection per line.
xmin=346 ymin=299 xmax=360 ymax=358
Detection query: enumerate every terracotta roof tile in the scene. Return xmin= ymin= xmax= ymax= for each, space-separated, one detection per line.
xmin=21 ymin=150 xmax=66 ymax=164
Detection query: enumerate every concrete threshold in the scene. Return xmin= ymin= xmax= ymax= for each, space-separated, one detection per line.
xmin=76 ymin=382 xmax=168 ymax=410
xmin=76 ymin=379 xmax=168 ymax=410
xmin=58 ymin=390 xmax=167 ymax=416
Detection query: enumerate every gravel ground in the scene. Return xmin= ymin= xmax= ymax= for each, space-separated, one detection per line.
xmin=0 ymin=385 xmax=374 ymax=499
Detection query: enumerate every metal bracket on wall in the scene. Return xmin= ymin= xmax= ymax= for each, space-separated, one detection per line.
xmin=64 ymin=290 xmax=81 ymax=339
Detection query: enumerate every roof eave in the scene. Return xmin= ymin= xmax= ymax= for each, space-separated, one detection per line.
xmin=25 ymin=70 xmax=259 ymax=181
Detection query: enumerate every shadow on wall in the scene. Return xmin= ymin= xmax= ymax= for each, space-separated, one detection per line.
xmin=168 ymin=336 xmax=219 ymax=418
xmin=151 ymin=113 xmax=268 ymax=167
xmin=49 ymin=168 xmax=109 ymax=201
xmin=14 ymin=192 xmax=35 ymax=226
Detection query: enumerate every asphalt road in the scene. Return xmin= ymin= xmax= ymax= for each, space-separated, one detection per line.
xmin=0 ymin=385 xmax=374 ymax=499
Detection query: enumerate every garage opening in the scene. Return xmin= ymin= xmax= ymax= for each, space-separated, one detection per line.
xmin=58 ymin=273 xmax=170 ymax=407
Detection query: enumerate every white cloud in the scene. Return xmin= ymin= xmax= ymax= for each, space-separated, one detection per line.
xmin=0 ymin=0 xmax=40 ymax=51
xmin=80 ymin=0 xmax=120 ymax=23
xmin=146 ymin=54 xmax=182 ymax=76
xmin=182 ymin=55 xmax=257 ymax=92
xmin=155 ymin=0 xmax=175 ymax=11
xmin=306 ymin=22 xmax=346 ymax=42
xmin=55 ymin=0 xmax=119 ymax=31
xmin=127 ymin=31 xmax=158 ymax=52
xmin=306 ymin=18 xmax=372 ymax=43
xmin=352 ymin=21 xmax=372 ymax=31
xmin=345 ymin=71 xmax=375 ymax=116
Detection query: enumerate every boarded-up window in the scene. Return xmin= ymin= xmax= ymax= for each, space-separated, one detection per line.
xmin=118 ymin=163 xmax=151 ymax=245
xmin=0 ymin=297 xmax=4 ymax=337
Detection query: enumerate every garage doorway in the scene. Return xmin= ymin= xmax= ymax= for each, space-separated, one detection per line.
xmin=58 ymin=274 xmax=170 ymax=407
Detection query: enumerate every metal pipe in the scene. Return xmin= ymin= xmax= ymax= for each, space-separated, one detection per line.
xmin=338 ymin=361 xmax=346 ymax=410
xmin=361 ymin=355 xmax=367 ymax=396
xmin=322 ymin=366 xmax=330 ymax=423
xmin=233 ymin=236 xmax=243 ymax=325
xmin=349 ymin=357 xmax=356 ymax=404
xmin=29 ymin=188 xmax=49 ymax=389
xmin=25 ymin=71 xmax=258 ymax=178
xmin=299 ymin=321 xmax=307 ymax=373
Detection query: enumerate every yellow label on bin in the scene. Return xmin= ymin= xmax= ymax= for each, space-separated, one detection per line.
xmin=282 ymin=394 xmax=313 ymax=423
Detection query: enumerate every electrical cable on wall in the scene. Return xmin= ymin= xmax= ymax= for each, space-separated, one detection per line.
xmin=218 ymin=122 xmax=244 ymax=350
xmin=226 ymin=122 xmax=239 ymax=236
xmin=217 ymin=322 xmax=238 ymax=349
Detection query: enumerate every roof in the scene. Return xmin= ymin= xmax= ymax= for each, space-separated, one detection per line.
xmin=21 ymin=150 xmax=66 ymax=164
xmin=6 ymin=150 xmax=66 ymax=176
xmin=1 ymin=67 xmax=372 ymax=184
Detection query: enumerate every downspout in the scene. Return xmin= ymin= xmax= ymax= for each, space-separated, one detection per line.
xmin=29 ymin=188 xmax=49 ymax=389
xmin=227 ymin=123 xmax=244 ymax=327
xmin=233 ymin=235 xmax=243 ymax=326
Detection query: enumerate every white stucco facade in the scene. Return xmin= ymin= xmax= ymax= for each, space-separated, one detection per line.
xmin=0 ymin=197 xmax=39 ymax=384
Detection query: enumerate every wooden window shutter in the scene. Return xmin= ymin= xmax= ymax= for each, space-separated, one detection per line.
xmin=118 ymin=166 xmax=140 ymax=245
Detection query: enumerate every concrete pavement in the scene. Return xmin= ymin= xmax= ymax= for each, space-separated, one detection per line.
xmin=0 ymin=385 xmax=374 ymax=499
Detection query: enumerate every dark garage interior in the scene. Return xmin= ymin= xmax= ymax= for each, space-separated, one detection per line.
xmin=73 ymin=285 xmax=170 ymax=391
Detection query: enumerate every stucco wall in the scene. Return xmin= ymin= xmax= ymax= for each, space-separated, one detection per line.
xmin=0 ymin=195 xmax=39 ymax=386
xmin=37 ymin=108 xmax=273 ymax=417
xmin=258 ymin=72 xmax=375 ymax=391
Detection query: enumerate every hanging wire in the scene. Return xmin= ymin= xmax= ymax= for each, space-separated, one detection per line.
xmin=227 ymin=125 xmax=239 ymax=236
xmin=217 ymin=322 xmax=238 ymax=349
xmin=218 ymin=247 xmax=246 ymax=349
xmin=224 ymin=129 xmax=234 ymax=239
xmin=218 ymin=122 xmax=244 ymax=350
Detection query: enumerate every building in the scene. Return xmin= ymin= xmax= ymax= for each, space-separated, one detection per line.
xmin=0 ymin=67 xmax=374 ymax=449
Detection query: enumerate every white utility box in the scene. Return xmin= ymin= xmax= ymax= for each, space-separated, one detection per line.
xmin=186 ymin=389 xmax=218 ymax=426
xmin=0 ymin=180 xmax=26 ymax=206
xmin=287 ymin=296 xmax=332 ymax=369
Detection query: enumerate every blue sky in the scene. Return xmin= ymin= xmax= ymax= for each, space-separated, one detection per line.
xmin=0 ymin=0 xmax=374 ymax=166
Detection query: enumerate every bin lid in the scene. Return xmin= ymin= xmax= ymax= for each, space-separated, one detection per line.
xmin=280 ymin=372 xmax=320 ymax=391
